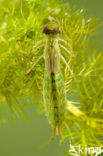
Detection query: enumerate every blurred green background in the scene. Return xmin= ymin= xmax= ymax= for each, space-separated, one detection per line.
xmin=0 ymin=0 xmax=103 ymax=156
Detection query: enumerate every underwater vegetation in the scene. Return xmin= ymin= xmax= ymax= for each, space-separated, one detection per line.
xmin=0 ymin=0 xmax=103 ymax=155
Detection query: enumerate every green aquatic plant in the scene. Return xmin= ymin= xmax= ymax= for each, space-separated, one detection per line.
xmin=0 ymin=0 xmax=103 ymax=155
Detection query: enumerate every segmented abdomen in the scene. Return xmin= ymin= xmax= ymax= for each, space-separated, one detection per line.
xmin=43 ymin=68 xmax=67 ymax=133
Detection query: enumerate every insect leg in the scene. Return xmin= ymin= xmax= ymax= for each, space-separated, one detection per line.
xmin=33 ymin=44 xmax=44 ymax=50
xmin=60 ymin=44 xmax=75 ymax=57
xmin=58 ymin=38 xmax=72 ymax=49
xmin=27 ymin=40 xmax=44 ymax=54
xmin=26 ymin=54 xmax=44 ymax=74
xmin=61 ymin=55 xmax=77 ymax=82
xmin=60 ymin=55 xmax=76 ymax=79
xmin=29 ymin=44 xmax=44 ymax=54
xmin=33 ymin=39 xmax=44 ymax=48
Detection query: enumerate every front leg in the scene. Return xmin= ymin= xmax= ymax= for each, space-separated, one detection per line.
xmin=60 ymin=44 xmax=75 ymax=57
xmin=26 ymin=54 xmax=44 ymax=74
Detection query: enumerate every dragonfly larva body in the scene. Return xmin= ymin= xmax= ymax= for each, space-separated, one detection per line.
xmin=26 ymin=22 xmax=74 ymax=136
xmin=43 ymin=23 xmax=67 ymax=136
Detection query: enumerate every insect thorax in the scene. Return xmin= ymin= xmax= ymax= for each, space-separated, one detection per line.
xmin=43 ymin=22 xmax=61 ymax=74
xmin=44 ymin=36 xmax=60 ymax=75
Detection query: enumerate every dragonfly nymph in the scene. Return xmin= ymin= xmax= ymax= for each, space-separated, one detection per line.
xmin=43 ymin=23 xmax=67 ymax=136
xmin=27 ymin=22 xmax=75 ymax=136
